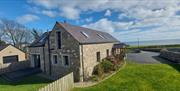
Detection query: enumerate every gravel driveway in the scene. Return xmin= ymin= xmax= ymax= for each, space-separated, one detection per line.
xmin=127 ymin=51 xmax=173 ymax=64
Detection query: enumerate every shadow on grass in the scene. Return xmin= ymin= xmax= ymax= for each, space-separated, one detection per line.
xmin=0 ymin=75 xmax=53 ymax=86
xmin=152 ymin=56 xmax=180 ymax=72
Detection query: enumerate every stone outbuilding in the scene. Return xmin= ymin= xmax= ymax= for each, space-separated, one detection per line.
xmin=29 ymin=22 xmax=125 ymax=82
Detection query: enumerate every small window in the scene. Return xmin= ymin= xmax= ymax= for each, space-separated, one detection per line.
xmin=96 ymin=52 xmax=101 ymax=62
xmin=52 ymin=55 xmax=58 ymax=64
xmin=57 ymin=32 xmax=61 ymax=49
xmin=80 ymin=31 xmax=89 ymax=38
xmin=63 ymin=56 xmax=69 ymax=66
xmin=106 ymin=49 xmax=109 ymax=57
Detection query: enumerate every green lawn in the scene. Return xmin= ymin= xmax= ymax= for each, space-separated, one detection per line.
xmin=0 ymin=75 xmax=52 ymax=91
xmin=73 ymin=62 xmax=180 ymax=91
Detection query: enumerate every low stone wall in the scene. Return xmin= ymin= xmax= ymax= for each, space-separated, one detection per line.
xmin=141 ymin=48 xmax=161 ymax=52
xmin=0 ymin=60 xmax=30 ymax=74
xmin=160 ymin=50 xmax=180 ymax=63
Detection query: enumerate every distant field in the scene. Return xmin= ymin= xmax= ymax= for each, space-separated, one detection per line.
xmin=73 ymin=62 xmax=180 ymax=91
xmin=126 ymin=44 xmax=180 ymax=53
xmin=0 ymin=75 xmax=52 ymax=91
xmin=128 ymin=44 xmax=180 ymax=49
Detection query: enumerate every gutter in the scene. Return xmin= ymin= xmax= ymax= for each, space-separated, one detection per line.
xmin=79 ymin=41 xmax=119 ymax=45
xmin=43 ymin=47 xmax=46 ymax=73
xmin=47 ymin=34 xmax=52 ymax=75
xmin=80 ymin=44 xmax=85 ymax=81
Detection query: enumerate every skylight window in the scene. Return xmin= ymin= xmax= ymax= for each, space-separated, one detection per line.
xmin=80 ymin=31 xmax=89 ymax=38
xmin=97 ymin=34 xmax=105 ymax=39
xmin=39 ymin=35 xmax=47 ymax=42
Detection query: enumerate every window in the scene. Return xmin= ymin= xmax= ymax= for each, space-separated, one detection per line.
xmin=106 ymin=49 xmax=109 ymax=57
xmin=96 ymin=52 xmax=101 ymax=62
xmin=80 ymin=31 xmax=89 ymax=38
xmin=52 ymin=55 xmax=58 ymax=64
xmin=57 ymin=32 xmax=61 ymax=49
xmin=63 ymin=56 xmax=69 ymax=66
xmin=97 ymin=34 xmax=105 ymax=39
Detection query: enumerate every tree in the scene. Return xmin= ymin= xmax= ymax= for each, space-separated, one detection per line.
xmin=0 ymin=40 xmax=6 ymax=45
xmin=0 ymin=20 xmax=5 ymax=40
xmin=31 ymin=28 xmax=43 ymax=40
xmin=0 ymin=18 xmax=33 ymax=48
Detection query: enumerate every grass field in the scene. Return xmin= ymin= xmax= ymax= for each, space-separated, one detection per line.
xmin=0 ymin=75 xmax=52 ymax=91
xmin=73 ymin=62 xmax=180 ymax=91
xmin=127 ymin=44 xmax=180 ymax=49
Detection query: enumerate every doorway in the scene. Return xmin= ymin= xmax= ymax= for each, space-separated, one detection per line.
xmin=32 ymin=54 xmax=41 ymax=68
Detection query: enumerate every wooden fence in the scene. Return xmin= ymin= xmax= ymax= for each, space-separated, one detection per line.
xmin=39 ymin=72 xmax=74 ymax=91
xmin=0 ymin=60 xmax=30 ymax=74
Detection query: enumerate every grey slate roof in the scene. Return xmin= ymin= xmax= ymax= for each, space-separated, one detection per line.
xmin=57 ymin=22 xmax=119 ymax=44
xmin=29 ymin=32 xmax=49 ymax=47
xmin=30 ymin=22 xmax=119 ymax=47
xmin=113 ymin=43 xmax=128 ymax=48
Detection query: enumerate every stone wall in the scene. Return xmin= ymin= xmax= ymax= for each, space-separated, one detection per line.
xmin=45 ymin=24 xmax=81 ymax=82
xmin=160 ymin=50 xmax=180 ymax=63
xmin=81 ymin=43 xmax=116 ymax=80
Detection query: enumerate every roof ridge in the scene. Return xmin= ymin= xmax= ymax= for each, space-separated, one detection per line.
xmin=57 ymin=21 xmax=109 ymax=34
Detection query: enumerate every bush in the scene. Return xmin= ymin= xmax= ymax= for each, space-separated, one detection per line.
xmin=97 ymin=64 xmax=104 ymax=79
xmin=93 ymin=63 xmax=104 ymax=79
xmin=90 ymin=75 xmax=99 ymax=81
xmin=101 ymin=59 xmax=114 ymax=73
xmin=92 ymin=57 xmax=122 ymax=79
xmin=93 ymin=65 xmax=98 ymax=75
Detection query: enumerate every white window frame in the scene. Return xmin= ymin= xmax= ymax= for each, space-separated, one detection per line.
xmin=62 ymin=54 xmax=70 ymax=67
xmin=52 ymin=54 xmax=58 ymax=65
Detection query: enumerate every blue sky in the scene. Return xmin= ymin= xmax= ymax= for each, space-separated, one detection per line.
xmin=0 ymin=0 xmax=180 ymax=42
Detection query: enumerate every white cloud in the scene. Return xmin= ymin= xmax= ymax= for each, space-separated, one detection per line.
xmin=83 ymin=17 xmax=180 ymax=42
xmin=60 ymin=7 xmax=80 ymax=20
xmin=83 ymin=18 xmax=133 ymax=33
xmin=42 ymin=10 xmax=57 ymax=17
xmin=85 ymin=17 xmax=93 ymax=22
xmin=16 ymin=14 xmax=39 ymax=24
xmin=29 ymin=0 xmax=180 ymax=20
xmin=104 ymin=10 xmax=111 ymax=16
xmin=28 ymin=0 xmax=180 ymax=41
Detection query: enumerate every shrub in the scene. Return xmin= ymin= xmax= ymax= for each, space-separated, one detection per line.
xmin=90 ymin=75 xmax=99 ymax=81
xmin=101 ymin=59 xmax=114 ymax=73
xmin=93 ymin=65 xmax=98 ymax=75
xmin=93 ymin=64 xmax=104 ymax=79
xmin=97 ymin=63 xmax=104 ymax=79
